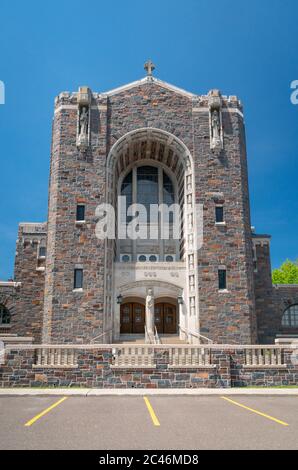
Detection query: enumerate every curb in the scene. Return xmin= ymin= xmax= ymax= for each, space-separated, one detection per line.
xmin=0 ymin=388 xmax=298 ymax=396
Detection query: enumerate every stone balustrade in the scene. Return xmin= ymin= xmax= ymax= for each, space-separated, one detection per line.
xmin=34 ymin=347 xmax=78 ymax=368
xmin=244 ymin=346 xmax=284 ymax=368
xmin=168 ymin=346 xmax=212 ymax=368
xmin=112 ymin=346 xmax=155 ymax=368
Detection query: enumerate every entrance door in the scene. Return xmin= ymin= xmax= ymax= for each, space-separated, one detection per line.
xmin=154 ymin=303 xmax=177 ymax=334
xmin=132 ymin=303 xmax=145 ymax=333
xmin=120 ymin=302 xmax=145 ymax=334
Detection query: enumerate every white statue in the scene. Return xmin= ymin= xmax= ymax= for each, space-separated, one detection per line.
xmin=211 ymin=109 xmax=220 ymax=142
xmin=79 ymin=106 xmax=89 ymax=136
xmin=146 ymin=288 xmax=154 ymax=334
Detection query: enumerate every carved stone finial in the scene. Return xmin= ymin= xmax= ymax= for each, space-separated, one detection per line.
xmin=144 ymin=59 xmax=155 ymax=76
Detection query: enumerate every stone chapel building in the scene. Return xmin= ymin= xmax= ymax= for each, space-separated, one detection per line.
xmin=1 ymin=64 xmax=298 ymax=345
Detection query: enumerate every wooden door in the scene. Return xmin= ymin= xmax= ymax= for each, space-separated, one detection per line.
xmin=120 ymin=303 xmax=132 ymax=334
xmin=132 ymin=303 xmax=145 ymax=333
xmin=154 ymin=303 xmax=177 ymax=334
xmin=163 ymin=303 xmax=177 ymax=334
xmin=154 ymin=303 xmax=164 ymax=334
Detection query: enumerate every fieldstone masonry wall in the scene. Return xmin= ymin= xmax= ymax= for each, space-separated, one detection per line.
xmin=1 ymin=345 xmax=297 ymax=388
xmin=11 ymin=224 xmax=46 ymax=342
xmin=253 ymin=238 xmax=298 ymax=343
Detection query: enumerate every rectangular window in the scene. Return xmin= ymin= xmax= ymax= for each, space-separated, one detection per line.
xmin=39 ymin=246 xmax=46 ymax=257
xmin=76 ymin=204 xmax=85 ymax=221
xmin=215 ymin=206 xmax=224 ymax=223
xmin=74 ymin=269 xmax=83 ymax=289
xmin=218 ymin=269 xmax=227 ymax=290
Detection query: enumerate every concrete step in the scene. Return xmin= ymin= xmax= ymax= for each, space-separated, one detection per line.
xmin=118 ymin=334 xmax=187 ymax=345
xmin=118 ymin=335 xmax=146 ymax=344
xmin=159 ymin=335 xmax=186 ymax=344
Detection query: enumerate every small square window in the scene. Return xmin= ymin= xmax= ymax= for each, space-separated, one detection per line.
xmin=218 ymin=269 xmax=227 ymax=290
xmin=215 ymin=206 xmax=224 ymax=223
xmin=76 ymin=205 xmax=85 ymax=221
xmin=74 ymin=269 xmax=83 ymax=289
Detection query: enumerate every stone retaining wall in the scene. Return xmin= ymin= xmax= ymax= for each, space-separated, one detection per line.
xmin=1 ymin=345 xmax=298 ymax=388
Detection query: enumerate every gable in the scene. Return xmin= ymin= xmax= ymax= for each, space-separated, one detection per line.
xmin=102 ymin=76 xmax=196 ymax=100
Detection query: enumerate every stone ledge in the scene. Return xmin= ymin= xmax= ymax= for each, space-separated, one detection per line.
xmin=243 ymin=365 xmax=287 ymax=369
xmin=168 ymin=365 xmax=216 ymax=369
xmin=110 ymin=365 xmax=156 ymax=369
xmin=32 ymin=365 xmax=78 ymax=369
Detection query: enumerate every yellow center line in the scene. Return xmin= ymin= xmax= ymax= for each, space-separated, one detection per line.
xmin=144 ymin=396 xmax=160 ymax=426
xmin=221 ymin=396 xmax=289 ymax=426
xmin=24 ymin=396 xmax=68 ymax=427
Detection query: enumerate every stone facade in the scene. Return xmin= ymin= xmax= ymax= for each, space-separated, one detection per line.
xmin=1 ymin=74 xmax=298 ymax=345
xmin=1 ymin=344 xmax=297 ymax=388
xmin=253 ymin=235 xmax=298 ymax=342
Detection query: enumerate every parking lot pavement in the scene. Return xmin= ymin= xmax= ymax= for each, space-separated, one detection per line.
xmin=0 ymin=395 xmax=297 ymax=450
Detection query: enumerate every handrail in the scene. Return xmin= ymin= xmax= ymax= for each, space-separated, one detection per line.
xmin=91 ymin=329 xmax=113 ymax=344
xmin=179 ymin=325 xmax=213 ymax=344
xmin=154 ymin=326 xmax=161 ymax=345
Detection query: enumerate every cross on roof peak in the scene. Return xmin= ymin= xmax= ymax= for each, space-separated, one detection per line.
xmin=144 ymin=59 xmax=155 ymax=77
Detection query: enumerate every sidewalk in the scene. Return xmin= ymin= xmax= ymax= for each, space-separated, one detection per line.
xmin=0 ymin=387 xmax=298 ymax=396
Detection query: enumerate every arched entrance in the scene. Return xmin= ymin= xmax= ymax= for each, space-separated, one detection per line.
xmin=106 ymin=128 xmax=200 ymax=341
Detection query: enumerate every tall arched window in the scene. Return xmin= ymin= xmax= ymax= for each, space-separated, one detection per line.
xmin=282 ymin=305 xmax=298 ymax=328
xmin=0 ymin=305 xmax=11 ymax=325
xmin=119 ymin=164 xmax=177 ymax=261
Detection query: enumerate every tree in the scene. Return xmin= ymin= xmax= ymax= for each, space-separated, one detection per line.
xmin=272 ymin=259 xmax=298 ymax=284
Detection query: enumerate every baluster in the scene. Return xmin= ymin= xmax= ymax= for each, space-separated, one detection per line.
xmin=271 ymin=348 xmax=276 ymax=365
xmin=36 ymin=348 xmax=42 ymax=366
xmin=194 ymin=347 xmax=199 ymax=366
xmin=264 ymin=349 xmax=270 ymax=365
xmin=176 ymin=348 xmax=180 ymax=366
xmin=69 ymin=349 xmax=74 ymax=366
xmin=252 ymin=348 xmax=257 ymax=366
xmin=169 ymin=348 xmax=173 ymax=366
xmin=46 ymin=348 xmax=50 ymax=366
xmin=277 ymin=349 xmax=282 ymax=366
xmin=245 ymin=349 xmax=251 ymax=366
xmin=57 ymin=348 xmax=61 ymax=366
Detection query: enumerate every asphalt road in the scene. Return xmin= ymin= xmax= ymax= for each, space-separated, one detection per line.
xmin=0 ymin=395 xmax=297 ymax=450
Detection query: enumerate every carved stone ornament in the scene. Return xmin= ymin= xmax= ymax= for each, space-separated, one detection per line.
xmin=208 ymin=89 xmax=223 ymax=150
xmin=77 ymin=86 xmax=91 ymax=150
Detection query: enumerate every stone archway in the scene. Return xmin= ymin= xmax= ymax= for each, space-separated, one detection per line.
xmin=104 ymin=128 xmax=200 ymax=342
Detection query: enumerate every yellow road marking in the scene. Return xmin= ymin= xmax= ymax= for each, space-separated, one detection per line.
xmin=24 ymin=397 xmax=68 ymax=427
xmin=144 ymin=396 xmax=160 ymax=426
xmin=221 ymin=396 xmax=289 ymax=426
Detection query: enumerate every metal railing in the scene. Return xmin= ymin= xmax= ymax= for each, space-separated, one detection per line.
xmin=154 ymin=326 xmax=161 ymax=344
xmin=90 ymin=329 xmax=113 ymax=344
xmin=179 ymin=325 xmax=213 ymax=344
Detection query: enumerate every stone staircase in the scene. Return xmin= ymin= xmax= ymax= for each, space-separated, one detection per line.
xmin=118 ymin=334 xmax=187 ymax=345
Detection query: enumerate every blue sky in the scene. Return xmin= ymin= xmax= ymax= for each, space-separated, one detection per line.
xmin=0 ymin=0 xmax=297 ymax=279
